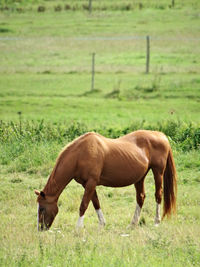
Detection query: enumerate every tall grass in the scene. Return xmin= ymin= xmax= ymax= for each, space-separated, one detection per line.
xmin=1 ymin=119 xmax=199 ymax=149
xmin=0 ymin=119 xmax=199 ymax=174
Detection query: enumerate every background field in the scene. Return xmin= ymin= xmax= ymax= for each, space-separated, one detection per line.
xmin=0 ymin=0 xmax=200 ymax=266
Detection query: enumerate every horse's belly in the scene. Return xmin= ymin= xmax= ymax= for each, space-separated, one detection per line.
xmin=98 ymin=175 xmax=138 ymax=187
xmin=99 ymin=162 xmax=147 ymax=187
xmin=97 ymin=142 xmax=149 ymax=187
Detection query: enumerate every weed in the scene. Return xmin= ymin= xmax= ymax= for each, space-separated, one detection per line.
xmin=81 ymin=89 xmax=101 ymax=97
xmin=105 ymin=89 xmax=120 ymax=99
xmin=65 ymin=4 xmax=71 ymax=11
xmin=10 ymin=178 xmax=22 ymax=183
xmin=105 ymin=80 xmax=122 ymax=99
xmin=37 ymin=6 xmax=45 ymax=12
xmin=82 ymin=4 xmax=89 ymax=11
xmin=0 ymin=28 xmax=12 ymax=33
xmin=54 ymin=5 xmax=62 ymax=12
xmin=0 ymin=120 xmax=200 ymax=173
xmin=139 ymin=3 xmax=143 ymax=9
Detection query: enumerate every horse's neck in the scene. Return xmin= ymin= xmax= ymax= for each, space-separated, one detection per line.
xmin=43 ymin=151 xmax=75 ymax=201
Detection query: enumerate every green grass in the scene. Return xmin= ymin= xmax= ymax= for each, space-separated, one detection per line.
xmin=0 ymin=120 xmax=200 ymax=266
xmin=0 ymin=154 xmax=200 ymax=266
xmin=0 ymin=5 xmax=200 ymax=125
xmin=0 ymin=72 xmax=200 ymax=124
xmin=0 ymin=2 xmax=200 ymax=266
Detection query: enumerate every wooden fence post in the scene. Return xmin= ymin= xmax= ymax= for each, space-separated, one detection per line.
xmin=89 ymin=0 xmax=92 ymax=13
xmin=172 ymin=0 xmax=175 ymax=7
xmin=91 ymin=53 xmax=95 ymax=90
xmin=146 ymin=35 xmax=150 ymax=74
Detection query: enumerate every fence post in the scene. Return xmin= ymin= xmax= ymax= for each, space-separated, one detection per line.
xmin=172 ymin=0 xmax=175 ymax=7
xmin=146 ymin=35 xmax=150 ymax=74
xmin=91 ymin=53 xmax=95 ymax=90
xmin=89 ymin=0 xmax=92 ymax=13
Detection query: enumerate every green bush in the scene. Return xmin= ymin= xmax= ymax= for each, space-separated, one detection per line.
xmin=0 ymin=119 xmax=199 ymax=173
xmin=0 ymin=120 xmax=88 ymax=143
xmin=1 ymin=119 xmax=200 ymax=150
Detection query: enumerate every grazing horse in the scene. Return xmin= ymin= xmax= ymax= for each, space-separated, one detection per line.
xmin=35 ymin=130 xmax=177 ymax=231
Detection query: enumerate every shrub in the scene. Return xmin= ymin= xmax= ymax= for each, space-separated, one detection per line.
xmin=54 ymin=5 xmax=62 ymax=12
xmin=139 ymin=3 xmax=143 ymax=10
xmin=0 ymin=120 xmax=200 ymax=152
xmin=37 ymin=6 xmax=45 ymax=12
xmin=65 ymin=4 xmax=71 ymax=10
xmin=82 ymin=4 xmax=89 ymax=11
xmin=1 ymin=119 xmax=200 ymax=173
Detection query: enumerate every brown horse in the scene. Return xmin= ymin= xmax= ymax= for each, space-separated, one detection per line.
xmin=35 ymin=130 xmax=177 ymax=231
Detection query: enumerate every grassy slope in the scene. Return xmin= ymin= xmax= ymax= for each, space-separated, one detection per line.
xmin=0 ymin=2 xmax=200 ymax=266
xmin=0 ymin=7 xmax=200 ymax=125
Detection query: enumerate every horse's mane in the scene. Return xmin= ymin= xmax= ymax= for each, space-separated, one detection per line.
xmin=58 ymin=132 xmax=94 ymax=160
xmin=52 ymin=132 xmax=91 ymax=177
xmin=44 ymin=133 xmax=88 ymax=194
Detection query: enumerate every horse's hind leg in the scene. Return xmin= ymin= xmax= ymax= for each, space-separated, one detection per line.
xmin=131 ymin=178 xmax=145 ymax=225
xmin=152 ymin=168 xmax=163 ymax=226
xmin=92 ymin=190 xmax=106 ymax=226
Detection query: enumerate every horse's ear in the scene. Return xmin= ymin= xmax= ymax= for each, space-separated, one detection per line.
xmin=40 ymin=191 xmax=45 ymax=198
xmin=35 ymin=190 xmax=40 ymax=196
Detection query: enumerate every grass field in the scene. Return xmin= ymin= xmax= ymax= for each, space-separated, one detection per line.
xmin=0 ymin=1 xmax=200 ymax=266
xmin=0 ymin=2 xmax=200 ymax=124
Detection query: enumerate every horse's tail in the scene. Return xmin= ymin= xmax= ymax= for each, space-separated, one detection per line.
xmin=162 ymin=147 xmax=177 ymax=219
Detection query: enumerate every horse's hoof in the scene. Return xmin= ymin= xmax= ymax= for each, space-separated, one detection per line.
xmin=75 ymin=225 xmax=85 ymax=236
xmin=154 ymin=218 xmax=161 ymax=226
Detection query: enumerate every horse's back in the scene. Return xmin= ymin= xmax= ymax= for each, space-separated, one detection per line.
xmin=73 ymin=130 xmax=169 ymax=164
xmin=77 ymin=132 xmax=149 ymax=166
xmin=121 ymin=130 xmax=169 ymax=151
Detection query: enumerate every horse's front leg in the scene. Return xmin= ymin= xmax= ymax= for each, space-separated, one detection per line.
xmin=81 ymin=183 xmax=106 ymax=226
xmin=77 ymin=178 xmax=97 ymax=228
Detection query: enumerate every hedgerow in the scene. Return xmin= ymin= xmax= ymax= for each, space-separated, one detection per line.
xmin=1 ymin=119 xmax=200 ymax=150
xmin=0 ymin=119 xmax=199 ymax=173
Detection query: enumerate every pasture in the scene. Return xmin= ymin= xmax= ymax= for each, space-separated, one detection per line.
xmin=0 ymin=1 xmax=200 ymax=266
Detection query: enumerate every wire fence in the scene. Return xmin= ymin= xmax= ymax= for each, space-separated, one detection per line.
xmin=1 ymin=36 xmax=200 ymax=41
xmin=0 ymin=35 xmax=200 ymax=80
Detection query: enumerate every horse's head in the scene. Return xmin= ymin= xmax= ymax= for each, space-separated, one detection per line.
xmin=35 ymin=190 xmax=58 ymax=231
